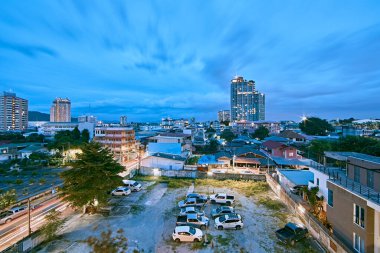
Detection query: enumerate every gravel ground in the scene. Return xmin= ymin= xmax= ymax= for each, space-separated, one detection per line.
xmin=37 ymin=181 xmax=322 ymax=253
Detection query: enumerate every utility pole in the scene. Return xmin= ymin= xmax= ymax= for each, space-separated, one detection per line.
xmin=28 ymin=198 xmax=31 ymax=235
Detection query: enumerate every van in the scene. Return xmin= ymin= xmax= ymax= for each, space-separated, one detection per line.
xmin=0 ymin=206 xmax=27 ymax=225
xmin=122 ymin=180 xmax=142 ymax=192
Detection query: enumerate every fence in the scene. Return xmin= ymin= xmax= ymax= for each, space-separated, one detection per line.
xmin=266 ymin=174 xmax=353 ymax=253
xmin=139 ymin=167 xmax=266 ymax=181
xmin=2 ymin=231 xmax=45 ymax=253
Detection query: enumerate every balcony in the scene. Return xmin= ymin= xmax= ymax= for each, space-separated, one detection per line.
xmin=329 ymin=172 xmax=380 ymax=205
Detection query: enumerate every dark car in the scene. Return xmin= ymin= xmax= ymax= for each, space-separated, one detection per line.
xmin=186 ymin=193 xmax=208 ymax=203
xmin=211 ymin=206 xmax=235 ymax=219
xmin=276 ymin=222 xmax=308 ymax=245
xmin=290 ymin=185 xmax=304 ymax=195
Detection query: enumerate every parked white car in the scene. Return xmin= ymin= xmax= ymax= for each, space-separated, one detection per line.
xmin=209 ymin=193 xmax=235 ymax=205
xmin=111 ymin=187 xmax=131 ymax=196
xmin=214 ymin=214 xmax=244 ymax=230
xmin=179 ymin=206 xmax=205 ymax=216
xmin=122 ymin=180 xmax=142 ymax=192
xmin=172 ymin=226 xmax=203 ymax=242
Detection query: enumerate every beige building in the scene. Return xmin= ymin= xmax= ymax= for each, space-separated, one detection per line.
xmin=50 ymin=98 xmax=71 ymax=122
xmin=94 ymin=127 xmax=137 ymax=164
xmin=0 ymin=91 xmax=28 ymax=131
xmin=327 ymin=154 xmax=380 ymax=253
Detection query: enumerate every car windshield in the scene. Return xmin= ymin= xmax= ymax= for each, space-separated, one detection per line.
xmin=189 ymin=227 xmax=196 ymax=235
xmin=133 ymin=182 xmax=139 ymax=186
xmin=219 ymin=216 xmax=226 ymax=222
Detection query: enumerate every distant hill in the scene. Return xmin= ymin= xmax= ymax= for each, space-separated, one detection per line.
xmin=29 ymin=111 xmax=78 ymax=122
xmin=29 ymin=111 xmax=49 ymax=121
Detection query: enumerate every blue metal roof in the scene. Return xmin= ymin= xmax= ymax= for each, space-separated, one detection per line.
xmin=147 ymin=143 xmax=182 ymax=155
xmin=278 ymin=169 xmax=314 ymax=186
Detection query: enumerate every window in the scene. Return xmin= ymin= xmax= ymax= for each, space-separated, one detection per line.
xmin=353 ymin=233 xmax=365 ymax=253
xmin=367 ymin=170 xmax=374 ymax=189
xmin=354 ymin=204 xmax=365 ymax=228
xmin=328 ymin=189 xmax=334 ymax=207
xmin=316 ymin=178 xmax=320 ymax=186
xmin=354 ymin=166 xmax=361 ymax=183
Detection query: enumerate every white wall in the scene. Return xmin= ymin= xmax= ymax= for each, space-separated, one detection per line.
xmin=308 ymin=167 xmax=329 ymax=201
xmin=141 ymin=156 xmax=184 ymax=170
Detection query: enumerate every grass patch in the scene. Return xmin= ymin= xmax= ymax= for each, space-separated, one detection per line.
xmin=132 ymin=175 xmax=193 ymax=189
xmin=215 ymin=234 xmax=233 ymax=246
xmin=191 ymin=233 xmax=213 ymax=250
xmin=196 ymin=179 xmax=269 ymax=197
xmin=257 ymin=197 xmax=285 ymax=211
xmin=129 ymin=205 xmax=145 ymax=215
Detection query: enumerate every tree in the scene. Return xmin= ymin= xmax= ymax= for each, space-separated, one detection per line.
xmin=60 ymin=142 xmax=124 ymax=211
xmin=40 ymin=210 xmax=65 ymax=241
xmin=250 ymin=126 xmax=269 ymax=140
xmin=299 ymin=117 xmax=334 ymax=136
xmin=81 ymin=129 xmax=90 ymax=143
xmin=86 ymin=228 xmax=128 ymax=253
xmin=205 ymin=127 xmax=216 ymax=133
xmin=361 ymin=143 xmax=380 ymax=156
xmin=221 ymin=120 xmax=230 ymax=126
xmin=308 ymin=140 xmax=333 ymax=162
xmin=186 ymin=156 xmax=200 ymax=165
xmin=0 ymin=189 xmax=17 ymax=210
xmin=72 ymin=127 xmax=81 ymax=140
xmin=336 ymin=136 xmax=378 ymax=152
xmin=220 ymin=129 xmax=235 ymax=142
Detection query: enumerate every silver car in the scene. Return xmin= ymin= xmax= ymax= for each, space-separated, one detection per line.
xmin=0 ymin=206 xmax=28 ymax=225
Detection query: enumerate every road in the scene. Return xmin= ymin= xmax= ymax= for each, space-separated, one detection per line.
xmin=0 ymin=197 xmax=69 ymax=252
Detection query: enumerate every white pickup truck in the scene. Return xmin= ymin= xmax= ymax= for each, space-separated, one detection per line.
xmin=209 ymin=193 xmax=235 ymax=205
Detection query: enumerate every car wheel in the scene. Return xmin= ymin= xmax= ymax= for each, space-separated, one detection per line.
xmin=236 ymin=225 xmax=241 ymax=230
xmin=218 ymin=226 xmax=223 ymax=230
xmin=123 ymin=193 xmax=126 ymax=196
xmin=175 ymin=238 xmax=180 ymax=243
xmin=290 ymin=239 xmax=295 ymax=246
xmin=200 ymin=225 xmax=206 ymax=230
xmin=194 ymin=238 xmax=200 ymax=242
xmin=211 ymin=200 xmax=216 ymax=204
xmin=5 ymin=219 xmax=12 ymax=223
xmin=226 ymin=201 xmax=231 ymax=206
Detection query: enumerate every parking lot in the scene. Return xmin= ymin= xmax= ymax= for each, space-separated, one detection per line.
xmin=39 ymin=180 xmax=322 ymax=253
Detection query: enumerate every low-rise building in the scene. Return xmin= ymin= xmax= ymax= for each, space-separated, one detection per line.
xmin=94 ymin=126 xmax=137 ymax=164
xmin=326 ymin=153 xmax=380 ymax=253
xmin=141 ymin=153 xmax=186 ymax=170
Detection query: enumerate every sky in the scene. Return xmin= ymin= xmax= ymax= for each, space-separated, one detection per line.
xmin=1 ymin=0 xmax=380 ymax=122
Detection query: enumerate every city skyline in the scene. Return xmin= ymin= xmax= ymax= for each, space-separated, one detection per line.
xmin=1 ymin=1 xmax=380 ymax=121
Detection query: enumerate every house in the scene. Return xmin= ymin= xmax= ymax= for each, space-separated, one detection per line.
xmin=277 ymin=169 xmax=314 ymax=191
xmin=262 ymin=140 xmax=302 ymax=159
xmin=326 ymin=153 xmax=380 ymax=253
xmin=263 ymin=135 xmax=289 ymax=143
xmin=141 ymin=153 xmax=186 ymax=170
xmin=278 ymin=130 xmax=307 ymax=143
xmin=19 ymin=144 xmax=47 ymax=159
xmin=147 ymin=143 xmax=183 ymax=156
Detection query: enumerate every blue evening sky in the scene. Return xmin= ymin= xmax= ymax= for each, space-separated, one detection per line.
xmin=1 ymin=1 xmax=380 ymax=122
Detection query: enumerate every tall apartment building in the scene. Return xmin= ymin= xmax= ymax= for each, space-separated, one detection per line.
xmin=78 ymin=115 xmax=97 ymax=124
xmin=218 ymin=110 xmax=231 ymax=123
xmin=120 ymin=116 xmax=127 ymax=126
xmin=326 ymin=154 xmax=380 ymax=253
xmin=50 ymin=98 xmax=71 ymax=122
xmin=230 ymin=76 xmax=265 ymax=122
xmin=94 ymin=127 xmax=137 ymax=164
xmin=0 ymin=91 xmax=28 ymax=131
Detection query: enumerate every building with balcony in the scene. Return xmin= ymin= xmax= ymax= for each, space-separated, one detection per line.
xmin=94 ymin=127 xmax=137 ymax=164
xmin=218 ymin=110 xmax=231 ymax=123
xmin=326 ymin=153 xmax=380 ymax=253
xmin=0 ymin=91 xmax=28 ymax=131
xmin=50 ymin=98 xmax=71 ymax=122
xmin=230 ymin=76 xmax=265 ymax=122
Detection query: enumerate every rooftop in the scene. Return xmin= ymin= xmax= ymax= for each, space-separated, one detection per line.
xmin=147 ymin=143 xmax=182 ymax=155
xmin=278 ymin=169 xmax=314 ymax=186
xmin=324 ymin=151 xmax=380 ymax=164
xmin=150 ymin=153 xmax=187 ymax=161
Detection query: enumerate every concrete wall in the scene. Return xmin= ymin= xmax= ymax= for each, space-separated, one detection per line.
xmin=141 ymin=156 xmax=184 ymax=170
xmin=266 ymin=174 xmax=351 ymax=253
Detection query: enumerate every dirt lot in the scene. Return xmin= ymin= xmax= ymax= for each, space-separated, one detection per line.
xmin=38 ymin=179 xmax=322 ymax=253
